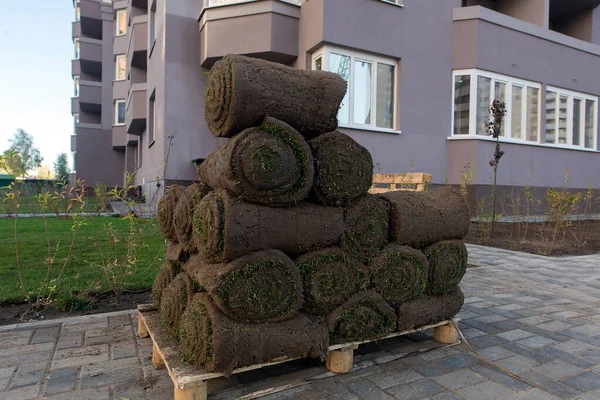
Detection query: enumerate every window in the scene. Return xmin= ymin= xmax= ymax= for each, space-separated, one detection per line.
xmin=116 ymin=10 xmax=127 ymax=36
xmin=74 ymin=39 xmax=80 ymax=59
xmin=116 ymin=54 xmax=126 ymax=80
xmin=75 ymin=1 xmax=80 ymax=21
xmin=452 ymin=69 xmax=541 ymax=143
xmin=545 ymin=86 xmax=597 ymax=149
xmin=312 ymin=46 xmax=397 ymax=131
xmin=74 ymin=113 xmax=79 ymax=132
xmin=150 ymin=0 xmax=157 ymax=43
xmin=149 ymin=90 xmax=156 ymax=144
xmin=115 ymin=100 xmax=126 ymax=125
xmin=74 ymin=76 xmax=80 ymax=97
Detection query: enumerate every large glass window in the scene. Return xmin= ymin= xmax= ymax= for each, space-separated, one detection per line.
xmin=74 ymin=39 xmax=80 ymax=59
xmin=74 ymin=76 xmax=79 ymax=97
xmin=453 ymin=69 xmax=541 ymax=144
xmin=116 ymin=10 xmax=127 ymax=36
xmin=115 ymin=100 xmax=126 ymax=125
xmin=313 ymin=47 xmax=397 ymax=131
xmin=75 ymin=1 xmax=80 ymax=21
xmin=116 ymin=54 xmax=126 ymax=81
xmin=546 ymin=86 xmax=597 ymax=149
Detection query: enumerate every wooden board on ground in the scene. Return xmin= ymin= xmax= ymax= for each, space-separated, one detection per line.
xmin=370 ymin=172 xmax=432 ymax=193
xmin=137 ymin=304 xmax=459 ymax=400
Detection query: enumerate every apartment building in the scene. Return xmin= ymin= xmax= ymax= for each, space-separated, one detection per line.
xmin=71 ymin=0 xmax=600 ymax=209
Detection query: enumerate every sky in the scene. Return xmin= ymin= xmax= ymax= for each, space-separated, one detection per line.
xmin=0 ymin=1 xmax=75 ymax=171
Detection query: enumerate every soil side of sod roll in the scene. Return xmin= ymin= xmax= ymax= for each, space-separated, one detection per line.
xmin=396 ymin=288 xmax=464 ymax=332
xmin=157 ymin=185 xmax=185 ymax=242
xmin=369 ymin=244 xmax=429 ymax=306
xmin=341 ymin=194 xmax=391 ymax=264
xmin=179 ymin=293 xmax=329 ymax=375
xmin=423 ymin=240 xmax=468 ymax=295
xmin=152 ymin=261 xmax=181 ymax=309
xmin=198 ymin=117 xmax=314 ymax=206
xmin=308 ymin=131 xmax=374 ymax=207
xmin=204 ymin=54 xmax=347 ymax=139
xmin=296 ymin=248 xmax=369 ymax=315
xmin=165 ymin=242 xmax=189 ymax=263
xmin=159 ymin=272 xmax=195 ymax=338
xmin=173 ymin=182 xmax=211 ymax=251
xmin=379 ymin=186 xmax=470 ymax=248
xmin=327 ymin=291 xmax=397 ymax=343
xmin=185 ymin=250 xmax=303 ymax=323
xmin=192 ymin=188 xmax=346 ymax=263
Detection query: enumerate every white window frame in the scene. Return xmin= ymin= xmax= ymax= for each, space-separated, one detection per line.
xmin=115 ymin=54 xmax=126 ymax=81
xmin=115 ymin=99 xmax=126 ymax=125
xmin=74 ymin=76 xmax=80 ymax=97
xmin=116 ymin=10 xmax=127 ymax=36
xmin=311 ymin=45 xmax=399 ymax=133
xmin=74 ymin=39 xmax=80 ymax=59
xmin=451 ymin=69 xmax=542 ymax=144
xmin=545 ymin=86 xmax=598 ymax=150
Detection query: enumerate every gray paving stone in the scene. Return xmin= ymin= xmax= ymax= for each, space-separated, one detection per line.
xmin=31 ymin=327 xmax=60 ymax=344
xmin=432 ymin=369 xmax=487 ymax=391
xmin=467 ymin=334 xmax=509 ymax=349
xmin=553 ymin=339 xmax=598 ymax=354
xmin=46 ymin=387 xmax=111 ymax=399
xmin=494 ymin=354 xmax=540 ymax=374
xmin=367 ymin=368 xmax=422 ymax=390
xmin=0 ymin=377 xmax=9 ymax=390
xmin=515 ymin=335 xmax=557 ymax=349
xmin=477 ymin=346 xmax=517 ymax=361
xmin=80 ymin=367 xmax=142 ymax=389
xmin=454 ymin=379 xmax=515 ymax=400
xmin=431 ymin=394 xmax=462 ymax=400
xmin=0 ymin=367 xmax=15 ymax=379
xmin=568 ymin=324 xmax=600 ymax=337
xmin=531 ymin=359 xmax=585 ymax=380
xmin=519 ymin=371 xmax=582 ymax=398
xmin=580 ymin=348 xmax=600 ymax=363
xmin=497 ymin=329 xmax=535 ymax=341
xmin=438 ymin=353 xmax=479 ymax=371
xmin=11 ymin=365 xmax=46 ymax=388
xmin=345 ymin=378 xmax=395 ymax=400
xmin=0 ymin=384 xmax=41 ymax=400
xmin=474 ymin=314 xmax=507 ymax=324
xmin=561 ymin=371 xmax=600 ymax=392
xmin=43 ymin=367 xmax=78 ymax=395
xmin=538 ymin=346 xmax=595 ymax=369
xmin=110 ymin=340 xmax=138 ymax=360
xmin=386 ymin=378 xmax=445 ymax=399
xmin=504 ymin=388 xmax=562 ymax=399
xmin=517 ymin=316 xmax=553 ymax=326
xmin=536 ymin=320 xmax=574 ymax=332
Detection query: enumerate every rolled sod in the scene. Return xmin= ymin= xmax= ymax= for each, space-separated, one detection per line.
xmin=173 ymin=183 xmax=211 ymax=251
xmin=327 ymin=291 xmax=397 ymax=342
xmin=296 ymin=248 xmax=369 ymax=315
xmin=204 ymin=54 xmax=346 ymax=139
xmin=341 ymin=195 xmax=391 ymax=264
xmin=423 ymin=240 xmax=468 ymax=295
xmin=369 ymin=244 xmax=428 ymax=306
xmin=198 ymin=117 xmax=314 ymax=206
xmin=192 ymin=189 xmax=346 ymax=263
xmin=379 ymin=186 xmax=470 ymax=248
xmin=165 ymin=242 xmax=189 ymax=262
xmin=179 ymin=293 xmax=329 ymax=375
xmin=396 ymin=288 xmax=464 ymax=332
xmin=159 ymin=272 xmax=194 ymax=338
xmin=185 ymin=250 xmax=302 ymax=323
xmin=157 ymin=185 xmax=185 ymax=241
xmin=152 ymin=261 xmax=181 ymax=309
xmin=308 ymin=131 xmax=373 ymax=206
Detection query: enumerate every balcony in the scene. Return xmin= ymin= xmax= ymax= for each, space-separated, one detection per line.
xmin=79 ymin=40 xmax=102 ymax=76
xmin=198 ymin=0 xmax=300 ymax=67
xmin=71 ymin=97 xmax=80 ymax=115
xmin=71 ymin=135 xmax=77 ymax=152
xmin=127 ymin=16 xmax=148 ymax=70
xmin=112 ymin=125 xmax=138 ymax=150
xmin=78 ymin=81 xmax=102 ymax=114
xmin=453 ymin=6 xmax=600 ymax=94
xmin=126 ymin=85 xmax=147 ymax=135
xmin=72 ymin=21 xmax=81 ymax=39
xmin=72 ymin=59 xmax=81 ymax=77
xmin=80 ymin=0 xmax=102 ymax=39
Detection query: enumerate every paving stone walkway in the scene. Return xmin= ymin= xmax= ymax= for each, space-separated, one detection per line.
xmin=1 ymin=244 xmax=600 ymax=399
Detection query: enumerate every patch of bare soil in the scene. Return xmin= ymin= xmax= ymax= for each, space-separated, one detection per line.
xmin=0 ymin=290 xmax=152 ymax=326
xmin=465 ymin=220 xmax=600 ymax=256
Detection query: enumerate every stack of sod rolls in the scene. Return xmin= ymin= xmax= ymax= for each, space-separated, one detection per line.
xmin=152 ymin=54 xmax=470 ymax=376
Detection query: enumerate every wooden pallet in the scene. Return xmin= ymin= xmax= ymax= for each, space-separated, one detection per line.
xmin=370 ymin=172 xmax=432 ymax=193
xmin=137 ymin=304 xmax=459 ymax=400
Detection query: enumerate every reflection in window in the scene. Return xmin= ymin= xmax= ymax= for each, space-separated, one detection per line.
xmin=115 ymin=100 xmax=126 ymax=125
xmin=573 ymin=99 xmax=582 ymax=146
xmin=353 ymin=60 xmax=372 ymax=125
xmin=116 ymin=10 xmax=127 ymax=36
xmin=545 ymin=91 xmax=557 ymax=144
xmin=476 ymin=76 xmax=491 ymax=135
xmin=313 ymin=57 xmax=322 ymax=71
xmin=453 ymin=75 xmax=470 ymax=135
xmin=116 ymin=54 xmax=126 ymax=80
xmin=329 ymin=53 xmax=350 ymax=124
xmin=511 ymin=85 xmax=523 ymax=139
xmin=376 ymin=63 xmax=394 ymax=129
xmin=526 ymin=87 xmax=539 ymax=142
xmin=585 ymin=99 xmax=595 ymax=149
xmin=558 ymin=95 xmax=568 ymax=144
xmin=74 ymin=76 xmax=80 ymax=97
xmin=494 ymin=81 xmax=506 ymax=136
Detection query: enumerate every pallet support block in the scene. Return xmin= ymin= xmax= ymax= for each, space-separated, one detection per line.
xmin=138 ymin=314 xmax=149 ymax=338
xmin=434 ymin=322 xmax=458 ymax=344
xmin=326 ymin=345 xmax=357 ymax=374
xmin=174 ymin=382 xmax=208 ymax=400
xmin=153 ymin=342 xmax=166 ymax=369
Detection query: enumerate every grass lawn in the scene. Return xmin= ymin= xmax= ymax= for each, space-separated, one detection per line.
xmin=0 ymin=216 xmax=167 ymax=303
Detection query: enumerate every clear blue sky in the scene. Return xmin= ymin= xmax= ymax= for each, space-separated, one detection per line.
xmin=0 ymin=1 xmax=74 ymax=170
